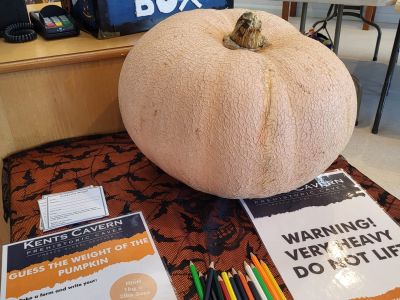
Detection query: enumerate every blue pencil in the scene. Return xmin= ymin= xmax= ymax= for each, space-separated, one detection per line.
xmin=204 ymin=262 xmax=215 ymax=300
xmin=229 ymin=272 xmax=242 ymax=300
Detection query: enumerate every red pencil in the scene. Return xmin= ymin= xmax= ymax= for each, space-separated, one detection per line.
xmin=218 ymin=275 xmax=231 ymax=300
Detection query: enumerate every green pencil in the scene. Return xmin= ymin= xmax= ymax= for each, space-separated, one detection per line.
xmin=190 ymin=261 xmax=204 ymax=300
xmin=212 ymin=268 xmax=224 ymax=300
xmin=251 ymin=263 xmax=273 ymax=300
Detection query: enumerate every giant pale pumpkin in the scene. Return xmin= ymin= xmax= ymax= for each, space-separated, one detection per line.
xmin=119 ymin=9 xmax=357 ymax=198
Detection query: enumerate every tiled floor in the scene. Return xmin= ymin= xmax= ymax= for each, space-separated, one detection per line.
xmin=342 ymin=59 xmax=400 ymax=199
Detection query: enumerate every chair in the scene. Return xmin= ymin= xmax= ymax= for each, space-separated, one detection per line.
xmin=282 ymin=2 xmax=377 ymax=31
xmin=311 ymin=5 xmax=382 ymax=61
xmin=372 ymin=1 xmax=400 ymax=133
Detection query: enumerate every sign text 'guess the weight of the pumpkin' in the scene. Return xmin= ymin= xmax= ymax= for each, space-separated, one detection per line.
xmin=134 ymin=0 xmax=202 ymax=17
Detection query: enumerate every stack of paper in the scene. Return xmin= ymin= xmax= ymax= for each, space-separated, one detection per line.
xmin=38 ymin=186 xmax=109 ymax=231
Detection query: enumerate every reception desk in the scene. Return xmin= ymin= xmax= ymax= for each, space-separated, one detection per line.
xmin=0 ymin=4 xmax=143 ymax=159
xmin=0 ymin=3 xmax=143 ymax=244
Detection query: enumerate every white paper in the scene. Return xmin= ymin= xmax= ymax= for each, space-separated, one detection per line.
xmin=241 ymin=170 xmax=400 ymax=300
xmin=38 ymin=186 xmax=108 ymax=231
xmin=47 ymin=186 xmax=108 ymax=229
xmin=39 ymin=186 xmax=95 ymax=229
xmin=38 ymin=198 xmax=48 ymax=231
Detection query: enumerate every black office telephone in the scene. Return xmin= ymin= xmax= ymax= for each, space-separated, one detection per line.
xmin=30 ymin=5 xmax=79 ymax=40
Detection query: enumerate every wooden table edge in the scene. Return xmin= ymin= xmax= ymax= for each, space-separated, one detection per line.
xmin=0 ymin=45 xmax=133 ymax=74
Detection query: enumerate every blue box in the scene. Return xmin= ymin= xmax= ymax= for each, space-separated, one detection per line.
xmin=61 ymin=0 xmax=233 ymax=39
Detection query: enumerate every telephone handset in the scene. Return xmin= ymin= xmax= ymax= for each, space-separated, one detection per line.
xmin=4 ymin=22 xmax=36 ymax=43
xmin=0 ymin=0 xmax=37 ymax=43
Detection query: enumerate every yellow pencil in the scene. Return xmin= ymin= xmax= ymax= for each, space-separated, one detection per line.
xmin=260 ymin=259 xmax=287 ymax=300
xmin=222 ymin=271 xmax=237 ymax=300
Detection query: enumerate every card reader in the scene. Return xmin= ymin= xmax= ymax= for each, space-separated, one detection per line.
xmin=30 ymin=5 xmax=79 ymax=40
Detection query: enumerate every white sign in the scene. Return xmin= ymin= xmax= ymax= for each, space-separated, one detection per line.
xmin=1 ymin=213 xmax=177 ymax=300
xmin=241 ymin=170 xmax=400 ymax=300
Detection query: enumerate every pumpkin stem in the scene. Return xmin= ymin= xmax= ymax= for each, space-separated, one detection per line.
xmin=223 ymin=12 xmax=267 ymax=51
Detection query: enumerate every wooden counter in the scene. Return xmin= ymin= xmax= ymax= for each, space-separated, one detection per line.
xmin=0 ymin=3 xmax=143 ymax=74
xmin=0 ymin=3 xmax=144 ymax=156
xmin=0 ymin=3 xmax=143 ymax=245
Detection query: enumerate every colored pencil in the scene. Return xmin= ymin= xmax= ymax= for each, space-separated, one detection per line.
xmin=205 ymin=274 xmax=218 ymax=300
xmin=260 ymin=260 xmax=286 ymax=300
xmin=238 ymin=271 xmax=255 ymax=300
xmin=205 ymin=262 xmax=215 ymax=300
xmin=200 ymin=272 xmax=207 ymax=291
xmin=244 ymin=261 xmax=268 ymax=300
xmin=190 ymin=261 xmax=204 ymax=300
xmin=219 ymin=275 xmax=231 ymax=300
xmin=232 ymin=268 xmax=248 ymax=300
xmin=222 ymin=271 xmax=237 ymax=300
xmin=250 ymin=263 xmax=273 ymax=300
xmin=246 ymin=275 xmax=263 ymax=300
xmin=228 ymin=272 xmax=242 ymax=300
xmin=251 ymin=253 xmax=280 ymax=300
xmin=212 ymin=269 xmax=225 ymax=300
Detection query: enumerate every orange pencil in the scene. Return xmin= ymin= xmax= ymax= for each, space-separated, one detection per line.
xmin=250 ymin=253 xmax=280 ymax=300
xmin=238 ymin=270 xmax=255 ymax=300
xmin=260 ymin=260 xmax=286 ymax=300
xmin=219 ymin=275 xmax=231 ymax=300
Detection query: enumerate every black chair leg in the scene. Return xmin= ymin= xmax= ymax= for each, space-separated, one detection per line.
xmin=360 ymin=6 xmax=382 ymax=61
xmin=372 ymin=19 xmax=400 ymax=134
xmin=386 ymin=47 xmax=399 ymax=96
xmin=352 ymin=75 xmax=362 ymax=126
xmin=312 ymin=4 xmax=336 ymax=28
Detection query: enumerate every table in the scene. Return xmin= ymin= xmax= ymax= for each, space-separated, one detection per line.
xmin=298 ymin=0 xmax=395 ymax=57
xmin=3 ymin=132 xmax=400 ymax=299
